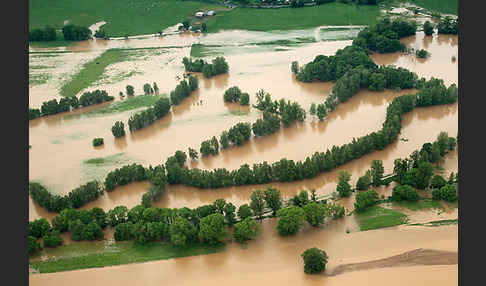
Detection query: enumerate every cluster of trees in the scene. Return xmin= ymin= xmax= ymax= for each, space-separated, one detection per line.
xmin=199 ymin=122 xmax=252 ymax=156
xmin=253 ymin=90 xmax=306 ymax=127
xmin=391 ymin=184 xmax=419 ymax=202
xmin=423 ymin=21 xmax=434 ymax=36
xmin=62 ymin=24 xmax=92 ymax=41
xmin=356 ymin=160 xmax=385 ymax=191
xmin=437 ymin=16 xmax=458 ymax=35
xmin=126 ymin=85 xmax=135 ymax=96
xmin=290 ymin=0 xmax=305 ymax=8
xmin=29 ymin=218 xmax=63 ymax=254
xmin=92 ymin=138 xmax=104 ymax=147
xmin=170 ymin=76 xmax=198 ymax=105
xmin=223 ymin=86 xmax=250 ymax=105
xmin=252 ymin=112 xmax=281 ymax=136
xmin=104 ymin=163 xmax=147 ymax=191
xmin=127 ymin=97 xmax=171 ymax=132
xmin=29 ymin=26 xmax=56 ymax=42
xmin=353 ymin=17 xmax=417 ymax=53
xmin=415 ymin=78 xmax=458 ymax=106
xmin=200 ymin=136 xmax=220 ymax=157
xmin=182 ymin=56 xmax=229 ymax=78
xmin=29 ymin=90 xmax=113 ymax=120
xmin=432 ymin=183 xmax=457 ymax=202
xmin=309 ymin=103 xmax=328 ymax=121
xmin=29 ymin=181 xmax=103 ymax=212
xmin=295 ymin=45 xmax=377 ymax=82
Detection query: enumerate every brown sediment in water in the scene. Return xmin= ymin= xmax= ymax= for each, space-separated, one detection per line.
xmin=328 ymin=248 xmax=457 ymax=276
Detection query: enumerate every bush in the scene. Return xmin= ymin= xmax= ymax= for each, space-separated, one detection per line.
xmin=111 ymin=121 xmax=126 ymax=138
xmin=437 ymin=16 xmax=458 ymax=35
xmin=43 ymin=230 xmax=63 ymax=248
xmin=29 ymin=236 xmax=42 ymax=254
xmin=301 ymin=247 xmax=328 ymax=274
xmin=391 ymin=184 xmax=419 ymax=202
xmin=223 ymin=86 xmax=242 ymax=103
xmin=29 ymin=218 xmax=51 ymax=238
xmin=92 ymin=138 xmax=104 ymax=147
xmin=423 ymin=21 xmax=434 ymax=36
xmin=29 ymin=26 xmax=57 ymax=42
xmin=416 ymin=49 xmax=429 ymax=58
xmin=233 ymin=217 xmax=259 ymax=243
xmin=114 ymin=222 xmax=135 ymax=241
xmin=126 ymin=85 xmax=135 ymax=96
xmin=62 ymin=24 xmax=92 ymax=41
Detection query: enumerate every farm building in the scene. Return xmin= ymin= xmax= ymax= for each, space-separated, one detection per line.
xmin=195 ymin=12 xmax=205 ymax=18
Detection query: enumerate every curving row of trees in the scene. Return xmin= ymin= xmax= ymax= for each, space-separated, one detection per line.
xmin=29 ymin=89 xmax=113 ymax=120
xmin=182 ymin=56 xmax=229 ymax=78
xmin=29 ymin=181 xmax=103 ymax=213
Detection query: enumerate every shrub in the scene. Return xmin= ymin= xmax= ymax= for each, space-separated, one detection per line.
xmin=391 ymin=184 xmax=419 ymax=202
xmin=355 ymin=189 xmax=379 ymax=212
xmin=416 ymin=49 xmax=429 ymax=58
xmin=223 ymin=86 xmax=242 ymax=103
xmin=111 ymin=121 xmax=126 ymax=138
xmin=92 ymin=138 xmax=104 ymax=147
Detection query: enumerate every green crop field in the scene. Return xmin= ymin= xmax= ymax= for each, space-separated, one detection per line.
xmin=355 ymin=206 xmax=409 ymax=231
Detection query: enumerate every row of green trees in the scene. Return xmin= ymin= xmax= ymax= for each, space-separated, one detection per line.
xmin=29 ymin=26 xmax=57 ymax=42
xmin=437 ymin=16 xmax=458 ymax=35
xmin=61 ymin=24 xmax=92 ymax=41
xmin=29 ymin=181 xmax=103 ymax=213
xmin=253 ymin=90 xmax=306 ymax=126
xmin=182 ymin=56 xmax=229 ymax=78
xmin=29 ymin=90 xmax=113 ymax=120
xmin=127 ymin=97 xmax=171 ymax=132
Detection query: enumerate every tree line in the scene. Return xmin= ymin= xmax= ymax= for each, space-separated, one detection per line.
xmin=29 ymin=89 xmax=113 ymax=120
xmin=182 ymin=56 xmax=229 ymax=78
xmin=62 ymin=24 xmax=92 ymax=41
xmin=29 ymin=26 xmax=57 ymax=42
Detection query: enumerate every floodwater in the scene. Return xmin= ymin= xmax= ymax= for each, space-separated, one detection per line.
xmin=29 ymin=26 xmax=458 ymax=285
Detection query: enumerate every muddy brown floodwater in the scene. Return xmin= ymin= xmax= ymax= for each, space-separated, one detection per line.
xmin=29 ymin=28 xmax=458 ymax=285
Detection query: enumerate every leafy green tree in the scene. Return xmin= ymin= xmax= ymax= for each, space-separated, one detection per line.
xmin=223 ymin=86 xmax=242 ymax=103
xmin=183 ymin=20 xmax=190 ymax=30
xmin=316 ymin=104 xmax=327 ymax=120
xmin=114 ymin=222 xmax=134 ymax=241
xmin=92 ymin=137 xmax=104 ymax=147
xmin=51 ymin=212 xmax=69 ymax=233
xmin=370 ymin=160 xmax=384 ymax=186
xmin=29 ymin=236 xmax=41 ymax=254
xmin=325 ymin=202 xmax=345 ymax=219
xmin=391 ymin=184 xmax=419 ymax=202
xmin=309 ymin=103 xmax=317 ymax=116
xmin=237 ymin=204 xmax=253 ymax=220
xmin=202 ymin=64 xmax=213 ymax=78
xmin=250 ymin=190 xmax=266 ymax=220
xmin=213 ymin=199 xmax=227 ymax=214
xmin=239 ymin=92 xmax=249 ymax=105
xmin=153 ymin=82 xmax=159 ymax=93
xmin=111 ymin=121 xmax=126 ymax=138
xmin=356 ymin=170 xmax=372 ymax=190
xmin=448 ymin=172 xmax=455 ymax=184
xmin=199 ymin=213 xmax=228 ymax=245
xmin=291 ymin=61 xmax=299 ymax=74
xmin=303 ymin=202 xmax=327 ymax=227
xmin=220 ymin=131 xmax=230 ymax=149
xmin=107 ymin=206 xmax=128 ymax=227
xmin=393 ymin=158 xmax=409 ymax=184
xmin=310 ymin=189 xmax=317 ymax=202
xmin=354 ymin=189 xmax=379 ymax=212
xmin=126 ymin=85 xmax=135 ymax=96
xmin=233 ymin=217 xmax=259 ymax=243
xmin=188 ymin=147 xmax=198 ymax=160
xmin=416 ymin=49 xmax=429 ymax=58
xmin=143 ymin=83 xmax=153 ymax=94
xmin=188 ymin=75 xmax=199 ymax=91
xmin=416 ymin=161 xmax=434 ymax=189
xmin=276 ymin=206 xmax=306 ymax=236
xmin=43 ymin=230 xmax=63 ymax=248
xmin=264 ymin=187 xmax=282 ymax=216
xmin=169 ymin=216 xmax=197 ymax=247
xmin=301 ymin=248 xmax=328 ymax=274
xmin=430 ymin=175 xmax=447 ymax=189
xmin=336 ymin=170 xmax=352 ymax=197
xmin=224 ymin=202 xmax=237 ymax=225
xmin=29 ymin=218 xmax=51 ymax=238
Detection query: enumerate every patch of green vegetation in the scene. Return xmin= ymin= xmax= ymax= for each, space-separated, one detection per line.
xmin=409 ymin=218 xmax=458 ymax=227
xmin=29 ymin=240 xmax=224 ymax=273
xmin=29 ymin=0 xmax=222 ymax=37
xmin=393 ymin=0 xmax=458 ymax=15
xmin=190 ymin=43 xmax=223 ymax=58
xmin=392 ymin=199 xmax=444 ymax=211
xmin=355 ymin=206 xmax=409 ymax=231
xmin=83 ymin=152 xmax=128 ymax=166
xmin=29 ymin=73 xmax=51 ymax=86
xmin=60 ymin=49 xmax=127 ymax=98
xmin=86 ymin=93 xmax=167 ymax=116
xmin=94 ymin=70 xmax=143 ymax=87
xmin=205 ymin=3 xmax=380 ymax=33
xmin=29 ymin=31 xmax=75 ymax=48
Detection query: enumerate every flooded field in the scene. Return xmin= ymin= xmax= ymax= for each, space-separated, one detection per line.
xmin=29 ymin=19 xmax=458 ymax=285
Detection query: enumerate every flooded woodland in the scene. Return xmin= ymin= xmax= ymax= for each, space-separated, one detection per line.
xmin=29 ymin=19 xmax=458 ymax=286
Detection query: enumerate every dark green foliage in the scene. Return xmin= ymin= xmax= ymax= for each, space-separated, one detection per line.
xmin=325 ymin=202 xmax=345 ymax=219
xmin=29 ymin=236 xmax=42 ymax=254
xmin=354 ymin=189 xmax=379 ymax=212
xmin=292 ymin=190 xmax=310 ymax=207
xmin=188 ymin=75 xmax=198 ymax=91
xmin=252 ymin=112 xmax=281 ymax=137
xmin=296 ymin=45 xmax=377 ymax=82
xmin=224 ymin=202 xmax=237 ymax=225
xmin=432 ymin=184 xmax=457 ymax=202
xmin=356 ymin=170 xmax=372 ymax=190
xmin=233 ymin=217 xmax=259 ymax=243
xmin=423 ymin=21 xmax=434 ymax=36
xmin=104 ymin=163 xmax=148 ymax=191
xmin=107 ymin=206 xmax=129 ymax=227
xmin=29 ymin=108 xmax=41 ymax=120
xmin=111 ymin=121 xmax=125 ymax=138
xmin=370 ymin=160 xmax=384 ymax=187
xmin=291 ymin=61 xmax=299 ymax=74
xmin=254 ymin=92 xmax=306 ymax=127
xmin=301 ymin=247 xmax=328 ymax=274
xmin=437 ymin=16 xmax=458 ymax=35
xmin=250 ymin=190 xmax=266 ymax=220
xmin=276 ymin=206 xmax=306 ymax=236
xmin=316 ymin=103 xmax=327 ymax=120
xmin=264 ymin=187 xmax=282 ymax=216
xmin=94 ymin=29 xmax=108 ymax=39
xmin=43 ymin=230 xmax=63 ymax=248
xmin=200 ymin=136 xmax=220 ymax=157
xmin=237 ymin=204 xmax=253 ymax=220
xmin=337 ymin=170 xmax=352 ymax=197
xmin=199 ymin=213 xmax=228 ymax=245
xmin=309 ymin=103 xmax=317 ymax=116
xmin=170 ymin=79 xmax=192 ymax=105
xmin=69 ymin=219 xmax=103 ymax=241
xmin=92 ymin=138 xmax=104 ymax=147
xmin=223 ymin=86 xmax=242 ymax=103
xmin=143 ymin=83 xmax=153 ymax=94
xmin=183 ymin=56 xmax=229 ymax=78
xmin=169 ymin=216 xmax=197 ymax=247
xmin=430 ymin=175 xmax=447 ymax=189
xmin=188 ymin=147 xmax=198 ymax=160
xmin=79 ymin=90 xmax=114 ymax=107
xmin=303 ymin=202 xmax=327 ymax=227
xmin=239 ymin=92 xmax=250 ymax=105
xmin=391 ymin=185 xmax=419 ymax=202
xmin=416 ymin=49 xmax=429 ymax=58
xmin=126 ymin=85 xmax=135 ymax=96
xmin=114 ymin=222 xmax=135 ymax=241
xmin=415 ymin=78 xmax=457 ymax=106
xmin=227 ymin=122 xmax=252 ymax=146
xmin=29 ymin=26 xmax=57 ymax=41
xmin=62 ymin=24 xmax=92 ymax=41
xmin=36 ymin=90 xmax=112 ymax=118
xmin=29 ymin=218 xmax=51 ymax=238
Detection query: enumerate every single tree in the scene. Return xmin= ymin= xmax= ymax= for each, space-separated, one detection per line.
xmin=250 ymin=190 xmax=266 ymax=220
xmin=301 ymin=247 xmax=328 ymax=274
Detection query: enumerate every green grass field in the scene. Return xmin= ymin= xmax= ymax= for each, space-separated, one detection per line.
xmin=383 ymin=0 xmax=458 ymax=15
xmin=205 ymin=3 xmax=381 ymax=33
xmin=355 ymin=206 xmax=409 ymax=231
xmin=29 ymin=240 xmax=224 ymax=273
xmin=29 ymin=0 xmax=222 ymax=37
xmin=392 ymin=199 xmax=444 ymax=211
xmin=87 ymin=93 xmax=167 ymax=115
xmin=60 ymin=49 xmax=126 ymax=98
